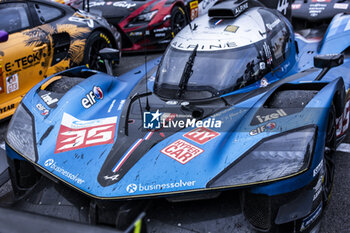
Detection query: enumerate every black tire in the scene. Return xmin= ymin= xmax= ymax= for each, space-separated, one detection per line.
xmin=83 ymin=31 xmax=113 ymax=72
xmin=171 ymin=6 xmax=188 ymax=36
xmin=322 ymin=104 xmax=336 ymax=205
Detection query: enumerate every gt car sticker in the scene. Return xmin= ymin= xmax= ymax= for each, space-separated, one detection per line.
xmin=4 ymin=52 xmax=42 ymax=73
xmin=55 ymin=113 xmax=117 ymax=153
xmin=0 ymin=104 xmax=14 ymax=114
xmin=183 ymin=127 xmax=220 ymax=145
xmin=161 ymin=139 xmax=204 ymax=164
xmin=6 ymin=73 xmax=19 ymax=94
xmin=190 ymin=1 xmax=199 ymax=20
xmin=89 ymin=1 xmax=136 ymax=8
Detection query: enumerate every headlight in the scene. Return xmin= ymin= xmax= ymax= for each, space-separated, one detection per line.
xmin=209 ymin=126 xmax=316 ymax=188
xmin=128 ymin=10 xmax=158 ymax=27
xmin=137 ymin=10 xmax=158 ymax=21
xmin=6 ymin=103 xmax=36 ymax=161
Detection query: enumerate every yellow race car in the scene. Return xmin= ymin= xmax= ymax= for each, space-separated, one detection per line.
xmin=0 ymin=0 xmax=121 ymax=120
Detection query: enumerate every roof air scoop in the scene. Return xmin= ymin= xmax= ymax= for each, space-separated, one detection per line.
xmin=208 ymin=0 xmax=262 ymax=19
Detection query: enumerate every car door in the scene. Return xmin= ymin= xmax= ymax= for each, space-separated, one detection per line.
xmin=0 ymin=1 xmax=50 ymax=119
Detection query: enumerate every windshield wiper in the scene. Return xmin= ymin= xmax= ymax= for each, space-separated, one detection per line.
xmin=176 ymin=45 xmax=198 ymax=98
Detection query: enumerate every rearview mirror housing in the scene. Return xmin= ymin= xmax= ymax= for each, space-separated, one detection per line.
xmin=314 ymin=54 xmax=344 ymax=69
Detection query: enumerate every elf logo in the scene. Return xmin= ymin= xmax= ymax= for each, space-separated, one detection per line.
xmin=81 ymin=86 xmax=103 ymax=109
xmin=256 ymin=109 xmax=287 ymax=123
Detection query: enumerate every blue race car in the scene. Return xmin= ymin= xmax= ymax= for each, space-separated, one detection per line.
xmin=3 ymin=0 xmax=350 ymax=232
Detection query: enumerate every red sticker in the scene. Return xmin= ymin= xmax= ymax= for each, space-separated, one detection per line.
xmin=55 ymin=113 xmax=117 ymax=153
xmin=183 ymin=127 xmax=220 ymax=144
xmin=161 ymin=139 xmax=204 ymax=164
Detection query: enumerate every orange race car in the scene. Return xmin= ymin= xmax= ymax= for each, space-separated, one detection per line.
xmin=0 ymin=0 xmax=121 ymax=120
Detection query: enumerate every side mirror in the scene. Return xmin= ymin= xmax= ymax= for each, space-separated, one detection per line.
xmin=99 ymin=48 xmax=120 ymax=63
xmin=98 ymin=48 xmax=120 ymax=75
xmin=314 ymin=54 xmax=344 ymax=69
xmin=0 ymin=30 xmax=8 ymax=43
xmin=314 ymin=54 xmax=344 ymax=81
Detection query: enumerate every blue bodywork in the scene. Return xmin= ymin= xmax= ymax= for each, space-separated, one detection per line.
xmin=5 ymin=12 xmax=350 ymax=204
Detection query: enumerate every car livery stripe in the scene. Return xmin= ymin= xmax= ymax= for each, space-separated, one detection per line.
xmin=112 ymin=138 xmax=143 ymax=172
xmin=112 ymin=132 xmax=154 ymax=172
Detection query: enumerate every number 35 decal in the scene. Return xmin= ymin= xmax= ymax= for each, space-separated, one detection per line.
xmin=55 ymin=113 xmax=117 ymax=153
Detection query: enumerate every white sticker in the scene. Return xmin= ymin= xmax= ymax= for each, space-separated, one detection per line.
xmin=334 ymin=3 xmax=348 ymax=9
xmin=6 ymin=73 xmax=19 ymax=94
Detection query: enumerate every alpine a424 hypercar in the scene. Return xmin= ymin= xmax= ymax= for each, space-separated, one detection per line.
xmin=71 ymin=0 xmax=292 ymax=52
xmin=3 ymin=0 xmax=350 ymax=232
xmin=0 ymin=0 xmax=121 ymax=120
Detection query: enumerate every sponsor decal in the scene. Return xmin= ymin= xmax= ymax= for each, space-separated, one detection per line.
xmin=112 ymin=131 xmax=154 ymax=173
xmin=6 ymin=73 xmax=19 ymax=94
xmin=155 ymin=33 xmax=166 ymax=38
xmin=0 ymin=104 xmax=14 ymax=114
xmin=334 ymin=3 xmax=348 ymax=9
xmin=263 ymin=42 xmax=272 ymax=65
xmin=55 ymin=113 xmax=117 ymax=153
xmin=89 ymin=1 xmax=136 ymax=8
xmin=36 ymin=103 xmax=49 ymax=116
xmin=44 ymin=159 xmax=85 ymax=184
xmin=0 ymin=66 xmax=4 ymax=94
xmin=104 ymin=174 xmax=120 ymax=181
xmin=129 ymin=31 xmax=143 ymax=37
xmin=312 ymin=0 xmax=330 ymax=2
xmin=126 ymin=180 xmax=196 ymax=194
xmin=190 ymin=1 xmax=199 ymax=20
xmin=107 ymin=99 xmax=116 ymax=113
xmin=224 ymin=25 xmax=239 ymax=33
xmin=41 ymin=92 xmax=58 ymax=106
xmin=154 ymin=27 xmax=170 ymax=33
xmin=81 ymin=86 xmax=103 ymax=109
xmin=266 ymin=19 xmax=281 ymax=30
xmin=313 ymin=175 xmax=323 ymax=201
xmin=4 ymin=52 xmax=42 ymax=72
xmin=292 ymin=3 xmax=301 ymax=9
xmin=277 ymin=0 xmax=289 ymax=15
xmin=336 ymin=99 xmax=350 ymax=136
xmin=166 ymin=100 xmax=178 ymax=105
xmin=255 ymin=109 xmax=287 ymax=124
xmin=117 ymin=99 xmax=126 ymax=111
xmin=171 ymin=41 xmax=237 ymax=51
xmin=249 ymin=122 xmax=276 ymax=136
xmin=309 ymin=3 xmax=327 ymax=17
xmin=300 ymin=203 xmax=322 ymax=231
xmin=260 ymin=78 xmax=269 ymax=87
xmin=183 ymin=127 xmax=220 ymax=144
xmin=313 ymin=159 xmax=323 ymax=177
xmin=234 ymin=2 xmax=248 ymax=17
xmin=161 ymin=139 xmax=204 ymax=164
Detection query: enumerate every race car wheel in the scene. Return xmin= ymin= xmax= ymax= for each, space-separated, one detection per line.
xmin=323 ymin=104 xmax=336 ymax=205
xmin=83 ymin=31 xmax=113 ymax=72
xmin=171 ymin=6 xmax=187 ymax=35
